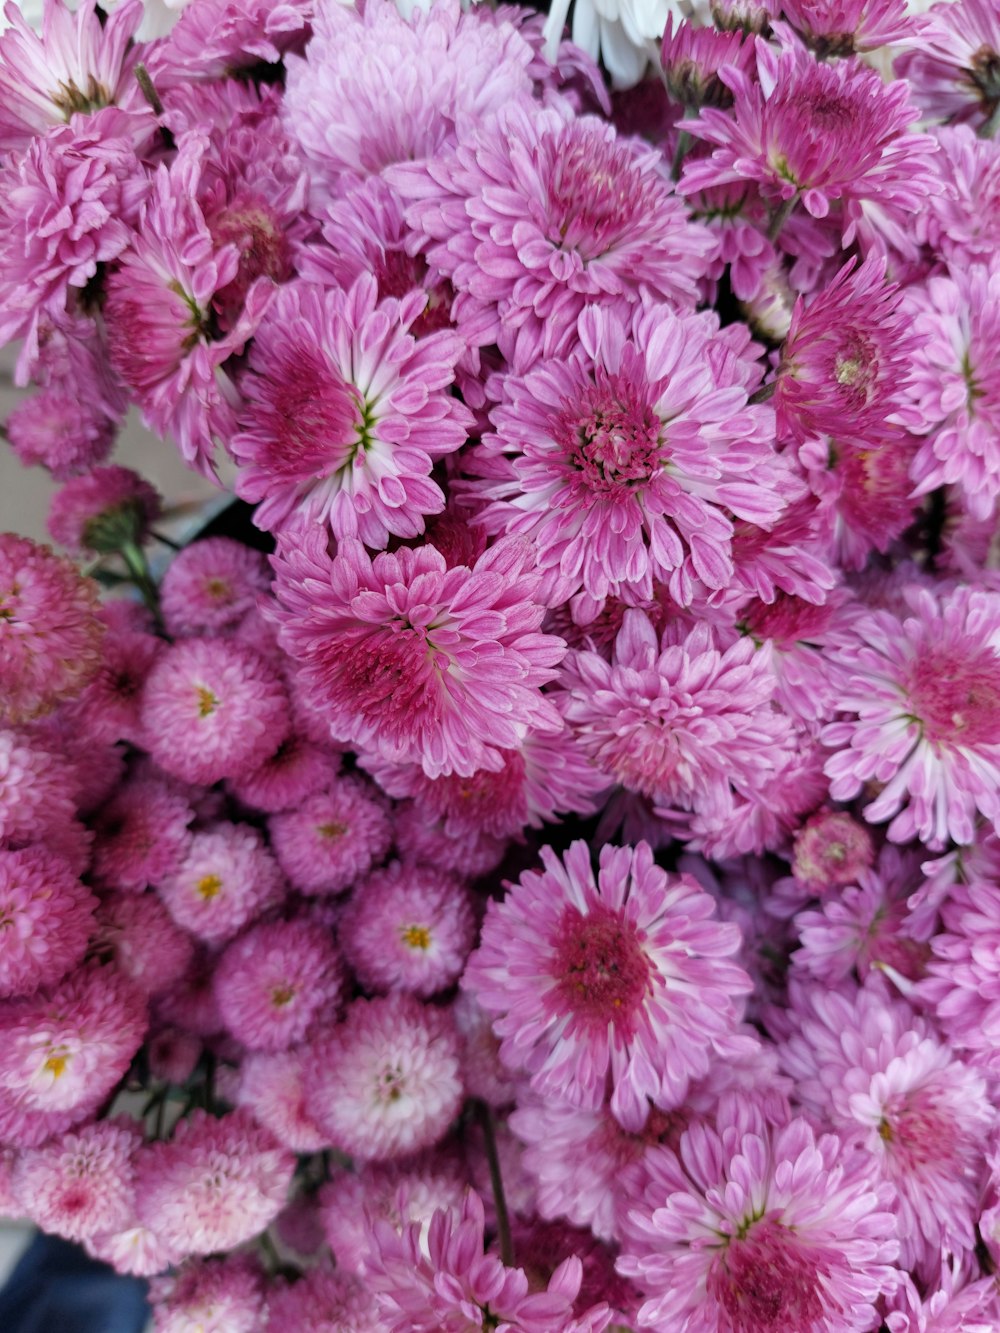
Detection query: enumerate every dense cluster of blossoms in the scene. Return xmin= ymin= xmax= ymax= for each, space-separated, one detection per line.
xmin=5 ymin=0 xmax=1000 ymax=1328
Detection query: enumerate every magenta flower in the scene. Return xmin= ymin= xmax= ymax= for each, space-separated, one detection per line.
xmin=919 ymin=125 xmax=1000 ymax=266
xmin=263 ymin=1266 xmax=379 ymax=1332
xmin=47 ymin=466 xmax=161 ymax=557
xmin=91 ymin=776 xmax=194 ymax=895
xmin=680 ymin=38 xmax=938 ymax=256
xmin=365 ymin=1189 xmax=609 ymax=1333
xmin=922 ymin=880 xmax=1000 ymax=1074
xmin=94 ymin=893 xmax=194 ymax=998
xmin=0 ymin=727 xmax=76 ymax=848
xmin=12 ymin=1118 xmax=137 ymax=1243
xmin=464 ymin=840 xmax=751 ymax=1129
xmin=267 ymin=776 xmax=391 ymax=896
xmin=228 ymin=735 xmax=338 ymax=815
xmin=149 ymin=1255 xmax=264 ymax=1333
xmin=778 ymin=979 xmax=994 ymax=1272
xmin=157 ymin=822 xmax=284 ymax=945
xmin=0 ymin=0 xmax=147 ymax=153
xmin=230 ymin=277 xmax=471 ymax=544
xmin=160 ymin=537 xmax=270 ymax=639
xmin=391 ymin=99 xmax=714 ymax=367
xmin=557 ymin=611 xmax=795 ymax=821
xmin=271 ymin=529 xmax=564 ymax=779
xmin=895 ymin=0 xmax=1000 ymax=128
xmin=790 ymin=807 xmax=874 ymax=894
xmin=0 ymin=847 xmax=96 ymax=999
xmin=904 ymin=262 xmax=1000 ymax=522
xmin=236 ymin=1047 xmax=327 ymax=1154
xmin=468 ymin=302 xmax=786 ymax=605
xmin=152 ymin=0 xmax=311 ymax=82
xmin=617 ymin=1094 xmax=898 ymax=1331
xmin=779 ymin=0 xmax=916 ymax=52
xmin=823 ymin=585 xmax=1000 ymax=846
xmin=0 ymin=534 xmax=104 ymax=725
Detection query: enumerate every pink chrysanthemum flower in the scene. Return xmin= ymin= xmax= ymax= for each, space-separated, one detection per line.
xmin=159 ymin=537 xmax=270 ymax=638
xmin=779 ymin=0 xmax=915 ymax=52
xmin=214 ymin=918 xmax=343 ymax=1052
xmin=0 ymin=728 xmax=76 ymax=851
xmin=660 ymin=17 xmax=755 ymax=109
xmin=141 ymin=637 xmax=288 ymax=787
xmin=680 ymin=38 xmax=938 ymax=257
xmin=12 ymin=1117 xmax=137 ymax=1243
xmin=104 ymin=135 xmax=273 ymax=475
xmin=904 ymin=263 xmax=1000 ymax=521
xmin=86 ymin=1220 xmax=182 ymax=1279
xmin=464 ymin=840 xmax=751 ymax=1129
xmin=895 ymin=0 xmax=1000 ymax=128
xmin=62 ymin=621 xmax=163 ymax=748
xmin=391 ymin=98 xmax=714 ymax=368
xmin=268 ymin=776 xmax=391 ymax=896
xmin=228 ymin=734 xmax=338 ymax=814
xmin=157 ymin=823 xmax=284 ymax=946
xmin=135 ymin=1109 xmax=294 ymax=1256
xmin=283 ymin=0 xmax=535 ymax=191
xmin=739 ymin=587 xmax=858 ymax=724
xmin=6 ymin=378 xmax=117 ymax=476
xmin=308 ymin=994 xmax=463 ymax=1162
xmin=779 ymin=979 xmax=994 ymax=1272
xmin=264 ymin=1265 xmax=379 ymax=1333
xmin=0 ymin=964 xmax=146 ymax=1132
xmin=467 ymin=302 xmax=785 ymax=605
xmin=271 ymin=530 xmax=564 ymax=779
xmin=149 ymin=1254 xmax=265 ymax=1333
xmin=774 ymin=255 xmax=920 ymax=447
xmin=363 ymin=722 xmax=603 ymax=843
xmin=919 ymin=126 xmax=1000 ymax=266
xmin=366 ymin=1189 xmax=609 ymax=1333
xmin=94 ymin=892 xmax=194 ymax=998
xmin=0 ymin=0 xmax=147 ymax=152
xmin=823 ymin=585 xmax=1000 ymax=846
xmin=230 ymin=277 xmax=471 ymax=544
xmin=0 ymin=846 xmax=96 ymax=999
xmin=790 ymin=807 xmax=875 ymax=894
xmin=151 ymin=0 xmax=310 ymax=82
xmin=91 ymin=776 xmax=194 ymax=894
xmin=236 ymin=1046 xmax=328 ymax=1153
xmin=885 ymin=1258 xmax=1000 ymax=1333
xmin=921 ymin=880 xmax=1000 ymax=1073
xmin=0 ymin=108 xmax=147 ymax=357
xmin=557 ymin=611 xmax=795 ymax=822
xmin=451 ymin=991 xmax=519 ymax=1110
xmin=0 ymin=533 xmax=103 ymax=724
xmin=47 ymin=466 xmax=161 ymax=558
xmin=617 ymin=1093 xmax=898 ymax=1331
xmin=391 ymin=800 xmax=508 ymax=878
xmin=339 ymin=861 xmax=475 ymax=998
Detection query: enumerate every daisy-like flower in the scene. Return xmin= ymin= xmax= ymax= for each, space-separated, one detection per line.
xmin=895 ymin=0 xmax=1000 ymax=129
xmin=362 ymin=722 xmax=603 ymax=843
xmin=339 ymin=861 xmax=476 ymax=998
xmin=774 ymin=255 xmax=920 ymax=448
xmin=617 ymin=1093 xmax=898 ymax=1331
xmin=0 ymin=533 xmax=104 ymax=725
xmin=283 ymin=0 xmax=535 ymax=191
xmin=366 ymin=1189 xmax=609 ymax=1333
xmin=905 ymin=262 xmax=1000 ymax=522
xmin=91 ymin=776 xmax=194 ymax=894
xmin=134 ymin=1109 xmax=294 ymax=1256
xmin=557 ymin=611 xmax=795 ymax=823
xmin=464 ymin=840 xmax=751 ymax=1130
xmin=157 ymin=822 xmax=284 ymax=945
xmin=268 ymin=776 xmax=391 ymax=896
xmin=140 ymin=637 xmax=289 ymax=787
xmin=159 ymin=537 xmax=270 ymax=639
xmin=680 ymin=38 xmax=938 ymax=257
xmin=0 ymin=964 xmax=147 ymax=1134
xmin=468 ymin=302 xmax=786 ymax=606
xmin=236 ymin=1046 xmax=328 ymax=1153
xmin=271 ymin=529 xmax=564 ymax=779
xmin=778 ymin=979 xmax=994 ymax=1272
xmin=12 ymin=1117 xmax=137 ymax=1242
xmin=307 ymin=994 xmax=463 ymax=1162
xmin=0 ymin=107 xmax=148 ymax=359
xmin=94 ymin=892 xmax=194 ymax=998
xmin=391 ymin=98 xmax=714 ymax=368
xmin=104 ymin=134 xmax=274 ymax=475
xmin=921 ymin=880 xmax=1000 ymax=1073
xmin=213 ymin=918 xmax=343 ymax=1052
xmin=823 ymin=585 xmax=1000 ymax=846
xmin=660 ymin=17 xmax=754 ymax=109
xmin=0 ymin=0 xmax=148 ymax=152
xmin=149 ymin=1255 xmax=265 ymax=1333
xmin=230 ymin=277 xmax=471 ymax=544
xmin=47 ymin=466 xmax=161 ymax=558
xmin=0 ymin=846 xmax=96 ymax=998
xmin=263 ymin=1265 xmax=380 ymax=1333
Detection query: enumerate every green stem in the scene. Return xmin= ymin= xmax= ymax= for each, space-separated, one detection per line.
xmin=120 ymin=539 xmax=160 ymax=619
xmin=671 ymin=128 xmax=692 ymax=183
xmin=766 ymin=194 xmax=798 ymax=243
xmin=748 ymin=379 xmax=777 ymax=405
xmin=476 ymin=1101 xmax=514 ymax=1269
xmin=134 ymin=63 xmax=164 ymax=117
xmin=259 ymin=1230 xmax=281 ymax=1275
xmin=979 ymin=101 xmax=1000 ymax=139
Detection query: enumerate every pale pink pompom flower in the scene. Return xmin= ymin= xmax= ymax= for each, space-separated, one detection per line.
xmin=236 ymin=1045 xmax=328 ymax=1154
xmin=93 ymin=892 xmax=194 ymax=998
xmin=271 ymin=528 xmax=564 ymax=779
xmin=0 ymin=846 xmax=96 ymax=998
xmin=157 ymin=822 xmax=284 ymax=946
xmin=149 ymin=1254 xmax=265 ymax=1333
xmin=463 ymin=840 xmax=752 ymax=1130
xmin=267 ymin=775 xmax=391 ymax=896
xmin=263 ymin=1266 xmax=381 ymax=1333
xmin=12 ymin=1117 xmax=138 ymax=1242
xmin=159 ymin=537 xmax=270 ymax=638
xmin=91 ymin=776 xmax=194 ymax=894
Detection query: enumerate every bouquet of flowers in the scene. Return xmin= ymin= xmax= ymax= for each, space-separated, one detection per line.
xmin=3 ymin=0 xmax=1000 ymax=1325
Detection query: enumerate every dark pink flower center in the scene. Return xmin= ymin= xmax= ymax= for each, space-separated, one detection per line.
xmin=252 ymin=345 xmax=363 ymax=481
xmin=553 ymin=904 xmax=651 ymax=1027
xmin=431 ymin=750 xmax=527 ymax=835
xmin=209 ymin=197 xmax=291 ymax=327
xmin=878 ymin=1085 xmax=960 ymax=1176
xmin=906 ymin=641 xmax=1000 ymax=747
xmin=710 ymin=1218 xmax=834 ymax=1332
xmin=556 ymin=373 xmax=663 ymax=499
xmin=743 ymin=593 xmax=833 ymax=648
xmin=547 ymin=131 xmax=644 ymax=259
xmin=339 ymin=628 xmax=442 ymax=736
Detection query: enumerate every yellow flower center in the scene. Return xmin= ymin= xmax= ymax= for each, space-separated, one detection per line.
xmin=401 ymin=924 xmax=432 ymax=951
xmin=196 ymin=874 xmax=223 ymax=901
xmin=196 ymin=686 xmax=218 ymax=718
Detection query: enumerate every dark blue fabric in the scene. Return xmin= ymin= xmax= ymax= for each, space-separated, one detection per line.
xmin=0 ymin=1232 xmax=150 ymax=1333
